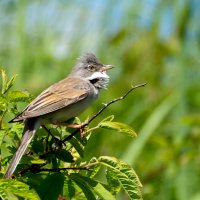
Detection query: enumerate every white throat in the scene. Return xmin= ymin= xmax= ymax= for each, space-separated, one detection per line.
xmin=86 ymin=71 xmax=109 ymax=80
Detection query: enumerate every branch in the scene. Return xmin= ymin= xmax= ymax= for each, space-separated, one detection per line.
xmin=42 ymin=125 xmax=66 ymax=147
xmin=19 ymin=166 xmax=91 ymax=175
xmin=19 ymin=160 xmax=98 ymax=176
xmin=62 ymin=83 xmax=146 ymax=143
xmin=87 ymin=83 xmax=147 ymax=124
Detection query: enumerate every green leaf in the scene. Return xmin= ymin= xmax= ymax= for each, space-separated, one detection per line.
xmin=0 ymin=69 xmax=17 ymax=94
xmin=0 ymin=179 xmax=40 ymax=200
xmin=70 ymin=173 xmax=115 ymax=200
xmin=0 ymin=189 xmax=18 ymax=200
xmin=70 ymin=174 xmax=96 ymax=200
xmin=0 ymin=94 xmax=7 ymax=103
xmin=1 ymin=69 xmax=8 ymax=94
xmin=99 ymin=121 xmax=137 ymax=138
xmin=0 ymin=102 xmax=6 ymax=112
xmin=106 ymin=168 xmax=121 ymax=196
xmin=63 ymin=179 xmax=75 ymax=199
xmin=8 ymin=90 xmax=30 ymax=103
xmin=68 ymin=137 xmax=84 ymax=157
xmin=30 ymin=158 xmax=46 ymax=164
xmin=100 ymin=115 xmax=115 ymax=123
xmin=37 ymin=173 xmax=64 ymax=200
xmin=74 ymin=132 xmax=87 ymax=146
xmin=55 ymin=149 xmax=74 ymax=163
xmin=0 ymin=95 xmax=7 ymax=112
xmin=99 ymin=156 xmax=143 ymax=200
xmin=32 ymin=140 xmax=45 ymax=154
xmin=6 ymin=74 xmax=18 ymax=93
xmin=86 ymin=157 xmax=101 ymax=178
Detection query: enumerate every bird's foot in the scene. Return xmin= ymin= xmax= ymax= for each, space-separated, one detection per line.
xmin=67 ymin=122 xmax=88 ymax=138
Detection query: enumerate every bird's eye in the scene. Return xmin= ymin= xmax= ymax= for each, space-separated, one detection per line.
xmin=87 ymin=65 xmax=96 ymax=71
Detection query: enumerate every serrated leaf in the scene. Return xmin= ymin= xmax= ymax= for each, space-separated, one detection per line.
xmin=70 ymin=173 xmax=115 ymax=200
xmin=55 ymin=149 xmax=74 ymax=163
xmin=37 ymin=173 xmax=65 ymax=200
xmin=99 ymin=156 xmax=143 ymax=200
xmin=8 ymin=90 xmax=30 ymax=103
xmin=0 ymin=179 xmax=40 ymax=200
xmin=106 ymin=168 xmax=121 ymax=196
xmin=0 ymin=189 xmax=18 ymax=200
xmin=99 ymin=121 xmax=137 ymax=138
xmin=86 ymin=157 xmax=101 ymax=178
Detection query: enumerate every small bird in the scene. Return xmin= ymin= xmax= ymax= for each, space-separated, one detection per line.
xmin=4 ymin=53 xmax=113 ymax=178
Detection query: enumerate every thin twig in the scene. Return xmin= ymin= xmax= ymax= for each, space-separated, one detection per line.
xmin=87 ymin=83 xmax=147 ymax=124
xmin=61 ymin=129 xmax=80 ymax=143
xmin=20 ymin=166 xmax=90 ymax=175
xmin=19 ymin=163 xmax=47 ymax=175
xmin=34 ymin=167 xmax=91 ymax=172
xmin=62 ymin=83 xmax=146 ymax=143
xmin=42 ymin=125 xmax=66 ymax=146
xmin=84 ymin=161 xmax=99 ymax=168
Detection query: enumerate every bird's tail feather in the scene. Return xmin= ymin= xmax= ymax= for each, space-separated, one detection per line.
xmin=4 ymin=118 xmax=40 ymax=178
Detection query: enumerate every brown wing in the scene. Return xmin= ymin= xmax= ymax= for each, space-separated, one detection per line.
xmin=10 ymin=77 xmax=90 ymax=122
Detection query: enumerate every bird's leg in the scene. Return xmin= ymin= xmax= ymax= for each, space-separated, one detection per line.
xmin=52 ymin=119 xmax=88 ymax=138
xmin=67 ymin=122 xmax=88 ymax=138
xmin=67 ymin=123 xmax=83 ymax=129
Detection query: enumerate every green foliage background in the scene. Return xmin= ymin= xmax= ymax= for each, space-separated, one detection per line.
xmin=1 ymin=0 xmax=200 ymax=199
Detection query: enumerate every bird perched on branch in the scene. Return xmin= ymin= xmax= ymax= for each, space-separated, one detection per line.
xmin=4 ymin=53 xmax=113 ymax=178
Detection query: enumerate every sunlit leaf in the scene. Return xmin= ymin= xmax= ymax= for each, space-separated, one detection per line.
xmin=0 ymin=179 xmax=40 ymax=200
xmin=106 ymin=168 xmax=121 ymax=196
xmin=30 ymin=159 xmax=46 ymax=165
xmin=99 ymin=156 xmax=143 ymax=200
xmin=1 ymin=69 xmax=7 ymax=94
xmin=6 ymin=74 xmax=18 ymax=93
xmin=86 ymin=157 xmax=101 ymax=178
xmin=99 ymin=121 xmax=137 ymax=138
xmin=8 ymin=90 xmax=30 ymax=103
xmin=99 ymin=115 xmax=115 ymax=123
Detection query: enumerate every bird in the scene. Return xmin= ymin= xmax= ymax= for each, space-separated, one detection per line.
xmin=4 ymin=53 xmax=113 ymax=178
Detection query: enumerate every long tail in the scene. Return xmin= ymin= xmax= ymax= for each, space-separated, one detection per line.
xmin=4 ymin=118 xmax=41 ymax=178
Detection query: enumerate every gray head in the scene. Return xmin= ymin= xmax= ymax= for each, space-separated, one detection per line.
xmin=70 ymin=53 xmax=113 ymax=89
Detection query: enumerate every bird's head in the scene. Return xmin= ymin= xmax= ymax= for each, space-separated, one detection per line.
xmin=70 ymin=53 xmax=113 ymax=89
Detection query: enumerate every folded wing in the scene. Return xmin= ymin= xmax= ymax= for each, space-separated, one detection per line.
xmin=10 ymin=77 xmax=90 ymax=122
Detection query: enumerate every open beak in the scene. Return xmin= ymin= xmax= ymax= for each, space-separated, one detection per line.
xmin=101 ymin=65 xmax=114 ymax=72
